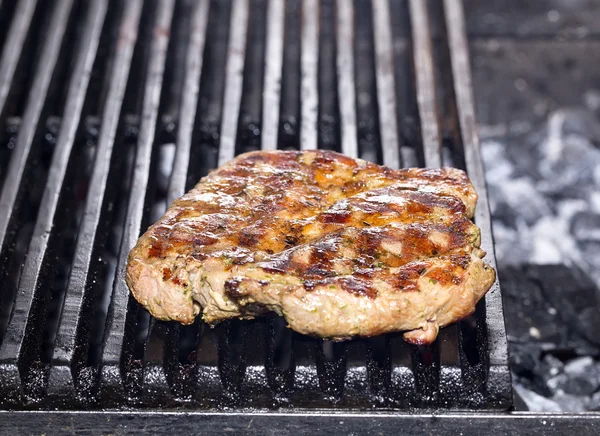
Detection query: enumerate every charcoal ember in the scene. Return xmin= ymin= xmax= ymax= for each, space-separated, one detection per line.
xmin=590 ymin=391 xmax=600 ymax=411
xmin=560 ymin=109 xmax=600 ymax=148
xmin=509 ymin=342 xmax=540 ymax=375
xmin=551 ymin=392 xmax=589 ymax=412
xmin=561 ymin=357 xmax=600 ymax=396
xmin=482 ymin=128 xmax=546 ymax=181
xmin=489 ymin=222 xmax=531 ymax=266
xmin=532 ymin=354 xmax=565 ymax=396
xmin=513 ymin=384 xmax=562 ymax=412
xmin=509 ymin=344 xmax=555 ymax=396
xmin=538 ymin=354 xmax=564 ymax=378
xmin=537 ymin=112 xmax=600 ymax=199
xmin=545 ymin=357 xmax=600 ymax=397
xmin=514 ymin=373 xmax=553 ymax=398
xmin=482 ymin=140 xmax=551 ymax=227
xmin=495 ymin=178 xmax=553 ymax=226
xmin=571 ymin=211 xmax=600 ymax=243
xmin=525 ymin=264 xmax=600 ymax=350
xmin=499 ymin=266 xmax=570 ymax=347
xmin=481 ymin=139 xmax=515 ymax=185
xmin=545 ymin=373 xmax=570 ymax=395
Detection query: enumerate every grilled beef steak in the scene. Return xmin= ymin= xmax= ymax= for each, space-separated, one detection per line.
xmin=126 ymin=150 xmax=495 ymax=344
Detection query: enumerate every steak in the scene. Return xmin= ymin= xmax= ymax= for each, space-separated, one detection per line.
xmin=126 ymin=150 xmax=495 ymax=344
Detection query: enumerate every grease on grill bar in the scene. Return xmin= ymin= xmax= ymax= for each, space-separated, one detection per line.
xmin=0 ymin=0 xmax=511 ymax=410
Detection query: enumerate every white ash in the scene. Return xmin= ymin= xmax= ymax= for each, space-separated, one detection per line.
xmin=482 ymin=108 xmax=600 ymax=281
xmin=481 ymin=108 xmax=600 ymax=412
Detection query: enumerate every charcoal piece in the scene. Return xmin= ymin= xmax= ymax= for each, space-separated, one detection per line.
xmin=489 ymin=221 xmax=532 ymax=266
xmin=526 ymin=264 xmax=600 ymax=350
xmin=551 ymin=392 xmax=589 ymax=412
xmin=499 ymin=266 xmax=569 ymax=347
xmin=560 ymin=357 xmax=600 ymax=396
xmin=497 ymin=177 xmax=552 ymax=226
xmin=560 ymin=109 xmax=600 ymax=147
xmin=571 ymin=211 xmax=600 ymax=243
xmin=545 ymin=360 xmax=600 ymax=397
xmin=538 ymin=354 xmax=564 ymax=378
xmin=531 ymin=354 xmax=566 ymax=396
xmin=499 ymin=265 xmax=600 ymax=355
xmin=513 ymin=384 xmax=562 ymax=412
xmin=546 ymin=373 xmax=570 ymax=395
xmin=564 ymin=356 xmax=596 ymax=374
xmin=509 ymin=342 xmax=540 ymax=375
xmin=536 ymin=111 xmax=600 ymax=200
xmin=590 ymin=391 xmax=600 ymax=411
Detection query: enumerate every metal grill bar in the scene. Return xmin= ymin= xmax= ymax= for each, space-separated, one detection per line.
xmin=101 ymin=0 xmax=175 ymax=386
xmin=0 ymin=0 xmax=36 ymax=118
xmin=0 ymin=0 xmax=107 ymax=396
xmin=300 ymin=0 xmax=319 ymax=150
xmin=217 ymin=0 xmax=249 ymax=165
xmin=407 ymin=0 xmax=445 ymax=398
xmin=168 ymin=0 xmax=209 ymax=204
xmin=372 ymin=0 xmax=400 ymax=169
xmin=277 ymin=0 xmax=300 ymax=150
xmin=316 ymin=0 xmax=339 ymax=152
xmin=0 ymin=1 xmax=75 ymax=398
xmin=408 ymin=0 xmax=441 ymax=168
xmin=157 ymin=0 xmax=210 ymax=400
xmin=0 ymin=0 xmax=73 ymax=256
xmin=235 ymin=0 xmax=267 ymax=155
xmin=336 ymin=0 xmax=357 ymax=158
xmin=48 ymin=0 xmax=143 ymax=395
xmin=261 ymin=0 xmax=284 ymax=151
xmin=50 ymin=0 xmax=142 ymax=398
xmin=443 ymin=0 xmax=510 ymax=392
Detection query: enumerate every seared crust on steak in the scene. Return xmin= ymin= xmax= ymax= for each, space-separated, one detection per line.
xmin=126 ymin=150 xmax=495 ymax=343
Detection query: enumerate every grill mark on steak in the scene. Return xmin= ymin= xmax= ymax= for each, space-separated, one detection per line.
xmin=337 ymin=277 xmax=377 ymax=298
xmin=387 ymin=262 xmax=430 ymax=292
xmin=319 ymin=210 xmax=353 ymax=224
xmin=224 ymin=277 xmax=244 ymax=298
xmin=162 ymin=267 xmax=185 ymax=287
xmin=238 ymin=228 xmax=260 ymax=247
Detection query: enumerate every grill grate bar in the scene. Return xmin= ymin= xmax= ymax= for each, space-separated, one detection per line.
xmin=371 ymin=0 xmax=400 ymax=169
xmin=234 ymin=0 xmax=267 ymax=155
xmin=0 ymin=0 xmax=73 ymax=257
xmin=167 ymin=0 xmax=210 ymax=204
xmin=0 ymin=0 xmax=107 ymax=396
xmin=300 ymin=0 xmax=319 ymax=151
xmin=0 ymin=0 xmax=36 ymax=119
xmin=49 ymin=0 xmax=143 ymax=394
xmin=408 ymin=0 xmax=441 ymax=168
xmin=101 ymin=0 xmax=175 ymax=383
xmin=443 ymin=0 xmax=510 ymax=387
xmin=261 ymin=0 xmax=284 ymax=151
xmin=217 ymin=0 xmax=250 ymax=165
xmin=335 ymin=0 xmax=357 ymax=158
xmin=158 ymin=0 xmax=210 ymax=400
xmin=0 ymin=3 xmax=75 ymax=393
xmin=407 ymin=0 xmax=444 ymax=397
xmin=277 ymin=0 xmax=300 ymax=150
xmin=316 ymin=0 xmax=339 ymax=152
xmin=152 ymin=0 xmax=209 ymax=399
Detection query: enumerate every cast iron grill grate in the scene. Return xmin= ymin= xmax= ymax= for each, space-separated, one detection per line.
xmin=0 ymin=0 xmax=511 ymax=410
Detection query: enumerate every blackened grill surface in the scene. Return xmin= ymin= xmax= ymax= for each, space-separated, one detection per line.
xmin=0 ymin=0 xmax=511 ymax=411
